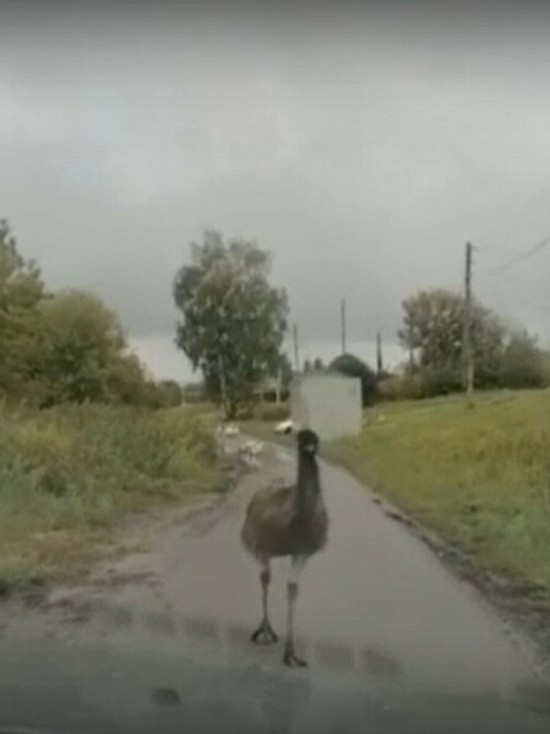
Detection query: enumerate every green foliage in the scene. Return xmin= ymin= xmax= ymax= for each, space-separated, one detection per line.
xmin=378 ymin=374 xmax=424 ymax=402
xmin=0 ymin=219 xmax=44 ymax=310
xmin=329 ymin=353 xmax=378 ymax=406
xmin=276 ymin=352 xmax=294 ymax=391
xmin=0 ymin=219 xmax=179 ymax=409
xmin=328 ymin=391 xmax=550 ymax=593
xmin=399 ymin=289 xmax=506 ymax=394
xmin=499 ymin=331 xmax=548 ymax=389
xmin=153 ymin=380 xmax=184 ymax=408
xmin=173 ymin=231 xmax=288 ymax=418
xmin=0 ymin=220 xmax=46 ymax=395
xmin=105 ymin=352 xmax=152 ymax=405
xmin=33 ymin=290 xmax=126 ymax=405
xmin=0 ymin=403 xmax=221 ymax=590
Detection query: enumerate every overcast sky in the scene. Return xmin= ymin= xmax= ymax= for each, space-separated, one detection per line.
xmin=2 ymin=2 xmax=550 ymax=381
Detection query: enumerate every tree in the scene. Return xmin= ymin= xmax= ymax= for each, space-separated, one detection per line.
xmin=154 ymin=379 xmax=184 ymax=408
xmin=0 ymin=219 xmax=46 ymax=395
xmin=34 ymin=290 xmax=127 ymax=405
xmin=499 ymin=331 xmax=548 ymax=389
xmin=0 ymin=219 xmax=175 ymax=409
xmin=105 ymin=352 xmax=152 ymax=406
xmin=269 ymin=352 xmax=293 ymax=397
xmin=313 ymin=357 xmax=324 ymax=370
xmin=399 ymin=289 xmax=506 ymax=392
xmin=277 ymin=353 xmax=294 ymax=391
xmin=173 ymin=231 xmax=288 ymax=418
xmin=329 ymin=353 xmax=378 ymax=406
xmin=0 ymin=219 xmax=44 ymax=311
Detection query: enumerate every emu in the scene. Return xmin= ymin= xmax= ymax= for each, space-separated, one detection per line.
xmin=241 ymin=428 xmax=328 ymax=667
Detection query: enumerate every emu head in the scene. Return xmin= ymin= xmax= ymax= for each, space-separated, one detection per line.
xmin=296 ymin=428 xmax=319 ymax=456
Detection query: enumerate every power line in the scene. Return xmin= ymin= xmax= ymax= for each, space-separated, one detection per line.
xmin=482 ymin=232 xmax=550 ymax=276
xmin=340 ymin=298 xmax=347 ymax=354
xmin=292 ymin=324 xmax=300 ymax=372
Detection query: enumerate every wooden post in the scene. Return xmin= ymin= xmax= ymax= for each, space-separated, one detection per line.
xmin=292 ymin=324 xmax=300 ymax=372
xmin=462 ymin=242 xmax=474 ymax=405
xmin=376 ymin=333 xmax=383 ymax=376
xmin=341 ymin=298 xmax=347 ymax=354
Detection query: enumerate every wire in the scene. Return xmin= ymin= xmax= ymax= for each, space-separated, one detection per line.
xmin=483 ymin=232 xmax=550 ymax=276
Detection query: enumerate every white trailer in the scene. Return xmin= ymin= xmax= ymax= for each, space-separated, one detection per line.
xmin=290 ymin=372 xmax=362 ymax=442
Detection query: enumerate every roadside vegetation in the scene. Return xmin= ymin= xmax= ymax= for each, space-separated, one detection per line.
xmin=5 ymin=213 xmax=550 ymax=613
xmin=170 ymin=231 xmax=550 ymax=612
xmin=0 ymin=403 xmax=220 ymax=594
xmin=326 ymin=390 xmax=550 ymax=598
xmin=0 ymin=220 xmax=225 ymax=595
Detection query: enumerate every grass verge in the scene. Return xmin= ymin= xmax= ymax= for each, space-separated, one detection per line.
xmin=325 ymin=390 xmax=550 ymax=598
xmin=0 ymin=403 xmax=222 ymax=595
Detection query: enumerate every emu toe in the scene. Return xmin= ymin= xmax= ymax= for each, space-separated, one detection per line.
xmin=251 ymin=620 xmax=278 ymax=644
xmin=283 ymin=642 xmax=307 ymax=668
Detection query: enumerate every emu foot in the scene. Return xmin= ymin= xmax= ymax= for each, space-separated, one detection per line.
xmin=251 ymin=619 xmax=278 ymax=644
xmin=283 ymin=641 xmax=307 ymax=668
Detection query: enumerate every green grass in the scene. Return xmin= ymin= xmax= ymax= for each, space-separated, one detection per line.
xmin=326 ymin=390 xmax=550 ymax=595
xmin=0 ymin=403 xmax=221 ymax=594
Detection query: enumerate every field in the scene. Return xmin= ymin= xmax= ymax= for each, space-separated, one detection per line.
xmin=326 ymin=390 xmax=550 ymax=597
xmin=0 ymin=403 xmax=221 ymax=595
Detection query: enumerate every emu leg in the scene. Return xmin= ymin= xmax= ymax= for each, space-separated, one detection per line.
xmin=283 ymin=556 xmax=307 ymax=667
xmin=251 ymin=561 xmax=278 ymax=644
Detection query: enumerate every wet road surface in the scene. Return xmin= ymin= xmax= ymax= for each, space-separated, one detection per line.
xmin=0 ymin=438 xmax=546 ymax=707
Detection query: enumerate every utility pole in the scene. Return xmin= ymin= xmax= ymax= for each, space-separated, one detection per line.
xmin=376 ymin=333 xmax=383 ymax=376
xmin=463 ymin=242 xmax=474 ymax=405
xmin=292 ymin=324 xmax=300 ymax=372
xmin=341 ymin=298 xmax=347 ymax=354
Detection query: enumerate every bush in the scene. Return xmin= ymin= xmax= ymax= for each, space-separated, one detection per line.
xmin=418 ymin=365 xmax=463 ymax=397
xmin=499 ymin=332 xmax=548 ymax=389
xmin=329 ymin=353 xmax=378 ymax=406
xmin=378 ymin=375 xmax=424 ymax=402
xmin=0 ymin=404 xmax=221 ymax=589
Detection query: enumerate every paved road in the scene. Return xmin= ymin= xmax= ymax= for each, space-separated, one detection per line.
xmin=0 ymin=437 xmax=545 ymax=708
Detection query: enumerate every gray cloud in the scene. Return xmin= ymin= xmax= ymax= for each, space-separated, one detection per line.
xmin=2 ymin=3 xmax=550 ymax=378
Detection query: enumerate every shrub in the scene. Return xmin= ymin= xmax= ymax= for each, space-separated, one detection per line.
xmin=0 ymin=404 xmax=220 ymax=544
xmin=499 ymin=332 xmax=548 ymax=389
xmin=378 ymin=375 xmax=424 ymax=402
xmin=418 ymin=365 xmax=463 ymax=397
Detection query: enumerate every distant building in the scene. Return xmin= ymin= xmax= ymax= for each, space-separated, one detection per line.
xmin=290 ymin=372 xmax=362 ymax=442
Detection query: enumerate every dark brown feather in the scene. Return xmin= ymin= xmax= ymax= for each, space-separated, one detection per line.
xmin=241 ymin=481 xmax=328 ymax=562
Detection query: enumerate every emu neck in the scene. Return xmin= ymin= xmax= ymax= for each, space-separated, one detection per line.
xmin=294 ymin=452 xmax=321 ymax=515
